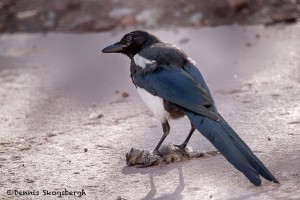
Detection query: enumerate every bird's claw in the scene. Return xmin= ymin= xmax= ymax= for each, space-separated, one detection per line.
xmin=153 ymin=150 xmax=162 ymax=157
xmin=174 ymin=144 xmax=186 ymax=151
xmin=174 ymin=144 xmax=190 ymax=158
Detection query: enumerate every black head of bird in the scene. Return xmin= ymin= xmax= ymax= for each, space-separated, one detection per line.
xmin=102 ymin=30 xmax=160 ymax=58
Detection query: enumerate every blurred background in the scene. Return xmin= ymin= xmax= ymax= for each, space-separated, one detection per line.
xmin=0 ymin=0 xmax=299 ymax=33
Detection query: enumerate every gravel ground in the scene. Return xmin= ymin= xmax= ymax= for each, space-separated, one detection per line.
xmin=0 ymin=0 xmax=300 ymax=33
xmin=0 ymin=25 xmax=299 ymax=199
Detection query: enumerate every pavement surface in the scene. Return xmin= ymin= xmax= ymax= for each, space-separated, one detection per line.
xmin=0 ymin=25 xmax=299 ymax=200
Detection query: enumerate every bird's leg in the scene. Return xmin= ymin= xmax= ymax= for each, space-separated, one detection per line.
xmin=175 ymin=123 xmax=195 ymax=152
xmin=153 ymin=121 xmax=170 ymax=156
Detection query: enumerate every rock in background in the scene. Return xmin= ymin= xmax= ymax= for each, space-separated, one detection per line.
xmin=0 ymin=0 xmax=299 ymax=33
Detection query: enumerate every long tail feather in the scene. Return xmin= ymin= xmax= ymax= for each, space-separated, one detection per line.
xmin=185 ymin=111 xmax=279 ymax=186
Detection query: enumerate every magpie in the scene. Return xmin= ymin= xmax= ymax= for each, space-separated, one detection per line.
xmin=102 ymin=30 xmax=279 ymax=186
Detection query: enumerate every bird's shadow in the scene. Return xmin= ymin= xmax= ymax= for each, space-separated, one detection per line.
xmin=122 ymin=163 xmax=185 ymax=200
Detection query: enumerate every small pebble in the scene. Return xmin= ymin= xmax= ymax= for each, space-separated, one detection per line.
xmin=89 ymin=113 xmax=103 ymax=119
xmin=179 ymin=37 xmax=189 ymax=44
xmin=122 ymin=92 xmax=129 ymax=98
xmin=246 ymin=42 xmax=252 ymax=47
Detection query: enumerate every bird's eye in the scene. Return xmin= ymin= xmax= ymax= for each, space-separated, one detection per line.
xmin=126 ymin=36 xmax=132 ymax=42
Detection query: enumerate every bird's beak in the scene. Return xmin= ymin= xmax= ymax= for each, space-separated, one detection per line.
xmin=101 ymin=42 xmax=126 ymax=53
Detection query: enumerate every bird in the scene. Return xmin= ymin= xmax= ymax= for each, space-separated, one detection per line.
xmin=102 ymin=30 xmax=279 ymax=186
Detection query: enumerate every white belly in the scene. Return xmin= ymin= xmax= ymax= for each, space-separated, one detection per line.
xmin=137 ymin=88 xmax=170 ymax=123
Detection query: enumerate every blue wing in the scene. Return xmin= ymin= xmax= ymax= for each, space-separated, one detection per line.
xmin=183 ymin=62 xmax=218 ymax=113
xmin=133 ymin=64 xmax=219 ymax=121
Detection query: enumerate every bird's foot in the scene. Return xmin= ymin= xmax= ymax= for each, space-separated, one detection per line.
xmin=153 ymin=149 xmax=162 ymax=157
xmin=174 ymin=144 xmax=186 ymax=152
xmin=174 ymin=144 xmax=190 ymax=157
